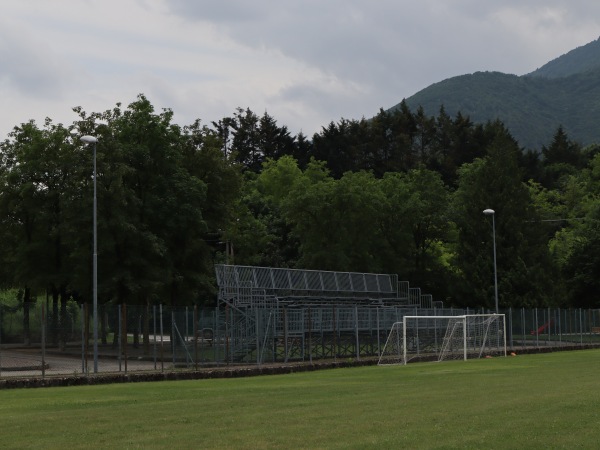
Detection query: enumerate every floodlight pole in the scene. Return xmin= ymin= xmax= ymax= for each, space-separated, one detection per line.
xmin=483 ymin=209 xmax=499 ymax=313
xmin=81 ymin=135 xmax=99 ymax=373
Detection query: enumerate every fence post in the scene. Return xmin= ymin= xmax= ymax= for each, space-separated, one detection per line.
xmin=332 ymin=306 xmax=337 ymax=361
xmin=580 ymin=308 xmax=583 ymax=345
xmin=153 ymin=305 xmax=157 ymax=370
xmin=569 ymin=309 xmax=573 ymax=340
xmin=549 ymin=308 xmax=553 ymax=345
xmin=521 ymin=308 xmax=526 ymax=351
xmin=0 ymin=305 xmax=2 ymax=378
xmin=80 ymin=304 xmax=85 ymax=374
xmin=159 ymin=304 xmax=164 ymax=372
xmin=214 ymin=308 xmax=219 ymax=364
xmin=355 ymin=306 xmax=360 ymax=361
xmin=558 ymin=307 xmax=562 ymax=345
xmin=534 ymin=308 xmax=539 ymax=347
xmin=308 ymin=308 xmax=312 ymax=364
xmin=185 ymin=307 xmax=189 ymax=367
xmin=225 ymin=305 xmax=229 ymax=364
xmin=118 ymin=305 xmax=122 ymax=372
xmin=123 ymin=304 xmax=128 ymax=374
xmin=84 ymin=303 xmax=90 ymax=374
xmin=255 ymin=307 xmax=261 ymax=365
xmin=194 ymin=305 xmax=198 ymax=371
xmin=41 ymin=302 xmax=46 ymax=378
xmin=283 ymin=307 xmax=288 ymax=363
xmin=543 ymin=308 xmax=547 ymax=346
xmin=171 ymin=310 xmax=176 ymax=368
xmin=508 ymin=307 xmax=512 ymax=350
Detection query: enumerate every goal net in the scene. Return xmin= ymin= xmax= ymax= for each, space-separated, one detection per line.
xmin=378 ymin=314 xmax=506 ymax=365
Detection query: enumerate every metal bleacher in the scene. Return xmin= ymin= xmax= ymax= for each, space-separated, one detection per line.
xmin=213 ymin=264 xmax=442 ymax=364
xmin=215 ymin=264 xmax=410 ymax=308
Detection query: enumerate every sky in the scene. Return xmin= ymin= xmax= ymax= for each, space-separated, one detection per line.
xmin=1 ymin=0 xmax=599 ymax=140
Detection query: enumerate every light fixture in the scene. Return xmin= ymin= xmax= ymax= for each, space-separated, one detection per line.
xmin=483 ymin=209 xmax=498 ymax=313
xmin=80 ymin=135 xmax=99 ymax=373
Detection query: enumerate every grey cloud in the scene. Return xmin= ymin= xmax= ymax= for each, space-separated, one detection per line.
xmin=163 ymin=0 xmax=600 ymax=128
xmin=166 ymin=0 xmax=277 ymax=23
xmin=0 ymin=21 xmax=74 ymax=99
xmin=275 ymin=80 xmax=386 ymax=130
xmin=165 ymin=1 xmax=600 ymax=80
xmin=4 ymin=1 xmax=599 ymax=141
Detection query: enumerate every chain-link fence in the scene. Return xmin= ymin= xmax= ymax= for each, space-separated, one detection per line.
xmin=1 ymin=303 xmax=599 ymax=379
xmin=0 ymin=302 xmax=225 ymax=378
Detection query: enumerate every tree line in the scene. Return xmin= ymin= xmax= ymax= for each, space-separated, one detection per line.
xmin=1 ymin=95 xmax=599 ymax=323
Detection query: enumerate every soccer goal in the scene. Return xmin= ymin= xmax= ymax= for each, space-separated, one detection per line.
xmin=378 ymin=314 xmax=506 ymax=365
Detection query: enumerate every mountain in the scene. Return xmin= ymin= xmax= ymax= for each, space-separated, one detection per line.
xmin=528 ymin=37 xmax=600 ymax=78
xmin=393 ymin=37 xmax=600 ymax=150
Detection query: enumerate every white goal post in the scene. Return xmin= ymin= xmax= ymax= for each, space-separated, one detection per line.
xmin=378 ymin=314 xmax=506 ymax=365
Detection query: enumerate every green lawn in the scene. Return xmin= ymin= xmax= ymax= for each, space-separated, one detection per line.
xmin=1 ymin=350 xmax=600 ymax=449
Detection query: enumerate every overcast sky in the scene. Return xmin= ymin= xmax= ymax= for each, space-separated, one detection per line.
xmin=1 ymin=0 xmax=599 ymax=139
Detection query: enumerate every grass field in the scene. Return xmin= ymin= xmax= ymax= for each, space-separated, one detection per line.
xmin=1 ymin=350 xmax=600 ymax=449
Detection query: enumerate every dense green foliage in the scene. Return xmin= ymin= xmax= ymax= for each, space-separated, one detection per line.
xmin=2 ymin=351 xmax=600 ymax=448
xmin=0 ymin=95 xmax=242 ymax=314
xmin=396 ymin=38 xmax=600 ymax=150
xmin=1 ymin=82 xmax=600 ymax=320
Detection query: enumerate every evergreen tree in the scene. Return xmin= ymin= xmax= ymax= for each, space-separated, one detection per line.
xmin=541 ymin=126 xmax=585 ymax=189
xmin=452 ymin=131 xmax=558 ymax=308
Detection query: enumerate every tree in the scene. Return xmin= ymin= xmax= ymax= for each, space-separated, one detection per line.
xmin=311 ymin=119 xmax=360 ymax=178
xmin=0 ymin=95 xmax=244 ymax=324
xmin=560 ymin=217 xmax=600 ymax=307
xmin=550 ymin=153 xmax=600 ymax=307
xmin=412 ymin=106 xmax=436 ymax=167
xmin=311 ymin=106 xmax=418 ymax=178
xmin=284 ymin=169 xmax=386 ymax=271
xmin=179 ymin=120 xmax=243 ymax=299
xmin=213 ymin=108 xmax=296 ymax=172
xmin=257 ymin=112 xmax=296 ymax=162
xmin=403 ymin=169 xmax=452 ymax=295
xmin=541 ymin=126 xmax=585 ymax=189
xmin=0 ymin=120 xmax=83 ymax=345
xmin=292 ymin=131 xmax=313 ymax=170
xmin=220 ymin=155 xmax=327 ymax=269
xmin=452 ymin=131 xmax=558 ymax=308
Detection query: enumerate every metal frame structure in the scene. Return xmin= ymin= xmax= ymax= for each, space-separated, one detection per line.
xmin=215 ymin=264 xmax=404 ymax=306
xmin=215 ymin=264 xmax=442 ymax=363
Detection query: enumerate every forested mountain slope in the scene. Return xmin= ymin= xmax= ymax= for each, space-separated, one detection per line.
xmin=393 ymin=37 xmax=600 ymax=150
xmin=528 ymin=37 xmax=600 ymax=78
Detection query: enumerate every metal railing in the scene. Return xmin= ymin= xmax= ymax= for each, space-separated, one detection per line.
xmin=1 ymin=303 xmax=599 ymax=379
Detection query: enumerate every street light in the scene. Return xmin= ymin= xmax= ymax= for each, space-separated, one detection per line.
xmin=80 ymin=135 xmax=98 ymax=373
xmin=483 ymin=209 xmax=499 ymax=313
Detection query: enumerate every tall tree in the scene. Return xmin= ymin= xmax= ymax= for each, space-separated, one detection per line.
xmin=179 ymin=120 xmax=243 ymax=297
xmin=68 ymin=95 xmax=241 ymax=308
xmin=213 ymin=108 xmax=296 ymax=172
xmin=284 ymin=169 xmax=386 ymax=271
xmin=412 ymin=106 xmax=436 ymax=166
xmin=452 ymin=131 xmax=558 ymax=308
xmin=311 ymin=119 xmax=359 ymax=178
xmin=550 ymin=153 xmax=600 ymax=307
xmin=0 ymin=120 xmax=83 ymax=344
xmin=541 ymin=126 xmax=585 ymax=189
xmin=404 ymin=169 xmax=452 ymax=292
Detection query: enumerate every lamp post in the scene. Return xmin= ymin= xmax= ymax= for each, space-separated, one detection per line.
xmin=80 ymin=135 xmax=98 ymax=373
xmin=483 ymin=209 xmax=499 ymax=313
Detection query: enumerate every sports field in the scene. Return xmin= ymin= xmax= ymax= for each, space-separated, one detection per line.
xmin=1 ymin=350 xmax=599 ymax=449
